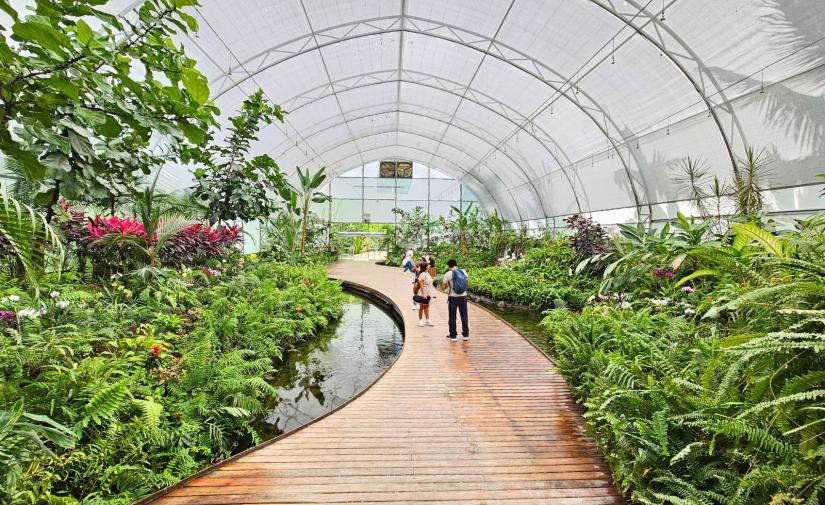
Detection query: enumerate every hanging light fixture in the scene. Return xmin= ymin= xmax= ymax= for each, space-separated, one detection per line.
xmin=760 ymin=70 xmax=765 ymax=94
xmin=660 ymin=0 xmax=666 ymax=21
xmin=611 ymin=37 xmax=616 ymax=64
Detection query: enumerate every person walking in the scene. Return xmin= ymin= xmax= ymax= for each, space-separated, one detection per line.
xmin=415 ymin=261 xmax=434 ymax=327
xmin=401 ymin=247 xmax=415 ymax=274
xmin=441 ymin=259 xmax=469 ymax=341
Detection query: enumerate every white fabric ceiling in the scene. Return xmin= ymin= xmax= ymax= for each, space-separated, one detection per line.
xmin=110 ymin=0 xmax=824 ymax=223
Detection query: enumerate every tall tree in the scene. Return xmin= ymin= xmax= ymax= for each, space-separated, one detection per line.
xmin=0 ymin=0 xmax=218 ymax=217
xmin=190 ymin=89 xmax=286 ymax=224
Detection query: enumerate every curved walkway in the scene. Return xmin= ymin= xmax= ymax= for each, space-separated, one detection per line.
xmin=148 ymin=261 xmax=621 ymax=504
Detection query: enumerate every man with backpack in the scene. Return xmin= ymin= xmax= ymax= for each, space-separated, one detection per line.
xmin=441 ymin=259 xmax=469 ymax=342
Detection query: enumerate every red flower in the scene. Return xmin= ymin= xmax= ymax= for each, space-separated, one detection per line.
xmin=151 ymin=344 xmax=162 ymax=358
xmin=296 ymin=306 xmax=303 ymax=313
xmin=87 ymin=215 xmax=149 ymax=240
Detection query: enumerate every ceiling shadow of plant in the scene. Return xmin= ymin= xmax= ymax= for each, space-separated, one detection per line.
xmin=706 ymin=0 xmax=825 ymax=162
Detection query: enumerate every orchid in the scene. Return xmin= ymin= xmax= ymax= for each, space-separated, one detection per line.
xmin=18 ymin=308 xmax=39 ymax=319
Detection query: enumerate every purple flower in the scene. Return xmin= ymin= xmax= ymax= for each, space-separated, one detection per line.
xmin=681 ymin=286 xmax=695 ymax=294
xmin=653 ymin=268 xmax=661 ymax=276
xmin=596 ymin=294 xmax=610 ymax=302
xmin=0 ymin=310 xmax=14 ymax=324
xmin=664 ymin=271 xmax=674 ymax=278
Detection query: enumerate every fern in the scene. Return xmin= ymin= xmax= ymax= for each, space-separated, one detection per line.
xmin=83 ymin=381 xmax=130 ymax=427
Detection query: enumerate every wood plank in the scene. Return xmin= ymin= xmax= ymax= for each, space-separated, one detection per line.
xmin=143 ymin=261 xmax=621 ymax=504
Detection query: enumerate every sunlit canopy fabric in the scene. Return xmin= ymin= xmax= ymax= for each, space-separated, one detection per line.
xmin=109 ymin=0 xmax=825 ymax=223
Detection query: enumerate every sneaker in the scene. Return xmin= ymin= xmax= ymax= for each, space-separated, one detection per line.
xmin=446 ymin=335 xmax=457 ymax=342
xmin=462 ymin=335 xmax=470 ymax=341
xmin=417 ymin=320 xmax=425 ymax=327
xmin=412 ymin=304 xmax=418 ymax=310
xmin=425 ymin=320 xmax=434 ymax=327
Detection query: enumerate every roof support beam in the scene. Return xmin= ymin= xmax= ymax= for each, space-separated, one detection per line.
xmin=272 ymin=107 xmax=583 ymax=215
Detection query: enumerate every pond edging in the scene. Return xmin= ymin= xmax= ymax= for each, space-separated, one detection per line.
xmin=132 ymin=279 xmax=405 ymax=505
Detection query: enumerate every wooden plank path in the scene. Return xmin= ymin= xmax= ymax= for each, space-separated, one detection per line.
xmin=147 ymin=261 xmax=621 ymax=504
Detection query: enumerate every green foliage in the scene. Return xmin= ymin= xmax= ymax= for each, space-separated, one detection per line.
xmin=191 ymin=89 xmax=287 ymax=223
xmin=0 ymin=259 xmax=345 ymax=503
xmin=540 ymin=215 xmax=825 ymax=504
xmin=0 ymin=191 xmax=64 ymax=294
xmin=0 ymin=0 xmax=217 ymax=210
xmin=470 ymin=238 xmax=598 ymax=311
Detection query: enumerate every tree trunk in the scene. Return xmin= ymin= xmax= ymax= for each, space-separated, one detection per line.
xmin=44 ymin=180 xmax=61 ymax=224
xmin=300 ymin=199 xmax=309 ymax=262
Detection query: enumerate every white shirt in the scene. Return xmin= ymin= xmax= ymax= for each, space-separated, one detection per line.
xmin=443 ymin=268 xmax=468 ymax=297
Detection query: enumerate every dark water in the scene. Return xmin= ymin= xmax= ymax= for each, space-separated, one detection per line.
xmin=480 ymin=303 xmax=552 ymax=355
xmin=257 ymin=294 xmax=403 ymax=438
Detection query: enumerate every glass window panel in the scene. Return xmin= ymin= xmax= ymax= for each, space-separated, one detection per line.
xmin=331 ymin=199 xmax=363 ymax=222
xmin=363 ymin=161 xmax=379 ymax=178
xmin=395 ymin=179 xmax=430 ymax=201
xmin=429 ymin=179 xmax=461 ymax=201
xmin=331 ymin=178 xmax=362 ymax=199
xmin=461 ymin=186 xmax=479 ymax=202
xmin=362 ymin=177 xmax=396 ymax=200
xmin=362 ymin=199 xmax=397 ymax=223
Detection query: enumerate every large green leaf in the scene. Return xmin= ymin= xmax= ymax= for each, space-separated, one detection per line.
xmin=75 ymin=19 xmax=94 ymax=46
xmin=181 ymin=68 xmax=210 ymax=105
xmin=12 ymin=16 xmax=70 ymax=57
xmin=731 ymin=222 xmax=786 ymax=258
xmin=674 ymin=269 xmax=720 ymax=288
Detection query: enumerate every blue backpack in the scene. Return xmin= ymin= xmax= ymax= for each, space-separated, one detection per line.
xmin=451 ymin=269 xmax=468 ymax=295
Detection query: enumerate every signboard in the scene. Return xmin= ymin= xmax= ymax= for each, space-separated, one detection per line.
xmin=379 ymin=161 xmax=414 ymax=178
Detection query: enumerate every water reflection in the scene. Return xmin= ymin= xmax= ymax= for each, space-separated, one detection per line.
xmin=258 ymin=295 xmax=403 ymax=438
xmin=482 ymin=303 xmax=550 ymax=355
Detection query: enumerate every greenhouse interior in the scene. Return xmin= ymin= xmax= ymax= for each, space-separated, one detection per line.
xmin=1 ymin=0 xmax=824 ymax=504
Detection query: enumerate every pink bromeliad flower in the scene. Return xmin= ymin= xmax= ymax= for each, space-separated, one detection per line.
xmin=87 ymin=216 xmax=148 ymax=240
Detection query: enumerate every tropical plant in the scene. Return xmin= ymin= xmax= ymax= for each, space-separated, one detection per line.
xmin=0 ymin=260 xmax=345 ymax=503
xmin=293 ymin=167 xmax=330 ymax=262
xmin=191 ymin=90 xmax=286 ymax=224
xmin=0 ymin=191 xmax=64 ymax=293
xmin=0 ymin=0 xmax=217 ymax=216
xmin=449 ymin=203 xmax=474 ymax=255
xmin=563 ymin=214 xmax=611 ymax=273
xmin=733 ymin=146 xmax=772 ymax=217
xmin=0 ymin=400 xmax=76 ymax=499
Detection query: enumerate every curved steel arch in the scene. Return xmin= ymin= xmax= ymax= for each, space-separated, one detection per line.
xmin=271 ymin=69 xmax=575 ymax=167
xmin=204 ymin=22 xmax=646 ymax=220
xmin=276 ymin=108 xmax=574 ymax=214
xmin=587 ymin=0 xmax=740 ymax=174
xmin=270 ymin=101 xmax=583 ymax=214
xmin=262 ymin=78 xmax=585 ymax=217
xmin=296 ymin=130 xmax=549 ymax=222
xmin=300 ymin=130 xmax=527 ymax=220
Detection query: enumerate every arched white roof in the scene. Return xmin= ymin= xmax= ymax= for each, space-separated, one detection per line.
xmin=114 ymin=0 xmax=825 ymax=223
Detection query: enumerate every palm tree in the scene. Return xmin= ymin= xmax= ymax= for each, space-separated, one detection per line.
xmin=294 ymin=167 xmax=330 ymax=262
xmin=0 ymin=192 xmax=64 ymax=295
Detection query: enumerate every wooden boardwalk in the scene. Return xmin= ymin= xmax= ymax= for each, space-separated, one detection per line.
xmin=148 ymin=261 xmax=621 ymax=504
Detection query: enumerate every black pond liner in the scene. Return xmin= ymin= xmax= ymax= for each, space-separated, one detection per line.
xmin=133 ymin=280 xmax=404 ymax=505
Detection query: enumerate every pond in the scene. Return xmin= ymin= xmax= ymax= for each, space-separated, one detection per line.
xmin=479 ymin=302 xmax=551 ymax=355
xmin=256 ymin=293 xmax=403 ymax=439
